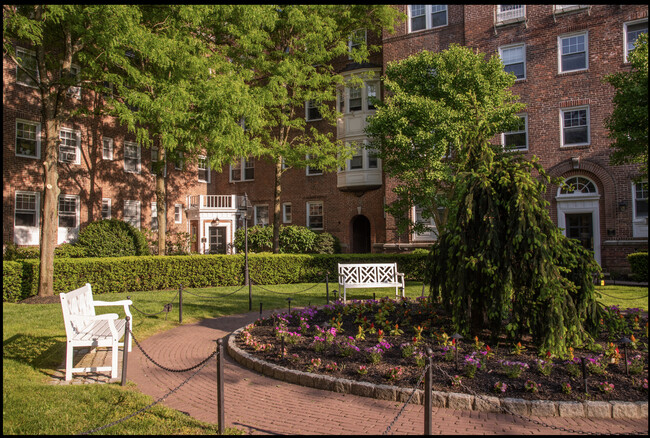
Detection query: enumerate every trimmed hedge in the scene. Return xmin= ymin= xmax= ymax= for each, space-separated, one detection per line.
xmin=3 ymin=261 xmax=22 ymax=302
xmin=4 ymin=253 xmax=428 ymax=301
xmin=628 ymin=252 xmax=648 ymax=282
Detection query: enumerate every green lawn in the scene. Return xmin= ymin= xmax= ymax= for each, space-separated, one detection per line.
xmin=3 ymin=282 xmax=646 ymax=434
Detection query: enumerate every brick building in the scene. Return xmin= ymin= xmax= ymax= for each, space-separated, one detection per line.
xmin=3 ymin=5 xmax=648 ymax=274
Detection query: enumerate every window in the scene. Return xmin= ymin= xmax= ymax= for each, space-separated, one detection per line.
xmin=230 ymin=157 xmax=254 ymax=181
xmin=306 ymin=154 xmax=322 ymax=176
xmin=560 ymin=176 xmax=597 ymax=195
xmin=101 ymin=198 xmax=111 ymax=220
xmin=306 ymin=100 xmax=322 ymax=121
xmin=561 ymin=106 xmax=589 ymax=147
xmin=345 ymin=141 xmax=379 ymax=170
xmin=496 ymin=5 xmax=526 ymax=24
xmin=174 ymin=152 xmax=184 ymax=171
xmin=307 ymin=201 xmax=324 ymax=230
xmin=58 ymin=195 xmax=78 ymax=228
xmin=413 ymin=205 xmax=438 ymax=241
xmin=348 ymin=87 xmax=362 ymax=111
xmin=366 ymin=82 xmax=378 ymax=110
xmin=124 ymin=200 xmax=141 ymax=229
xmin=502 ymin=114 xmax=528 ymax=150
xmin=254 ymin=205 xmax=269 ymax=226
xmin=15 ymin=47 xmax=38 ymax=87
xmin=174 ymin=204 xmax=182 ymax=224
xmin=151 ymin=202 xmax=158 ymax=230
xmin=348 ymin=29 xmax=367 ymax=58
xmin=499 ymin=44 xmax=526 ymax=80
xmin=15 ymin=119 xmax=40 ymax=159
xmin=150 ymin=146 xmax=166 ymax=177
xmin=66 ymin=64 xmax=81 ymax=98
xmin=59 ymin=128 xmax=80 ymax=164
xmin=350 ymin=148 xmax=363 ymax=170
xmin=124 ymin=142 xmax=141 ymax=173
xmin=198 ymin=155 xmax=210 ymax=183
xmin=633 ymin=181 xmax=648 ymax=220
xmin=409 ymin=5 xmax=447 ymax=32
xmin=625 ymin=20 xmax=648 ymax=62
xmin=15 ymin=192 xmax=38 ymax=227
xmin=102 ymin=137 xmax=113 ymax=160
xmin=283 ymin=203 xmax=292 ymax=223
xmin=559 ymin=32 xmax=588 ymax=73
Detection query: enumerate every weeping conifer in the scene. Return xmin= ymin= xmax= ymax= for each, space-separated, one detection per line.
xmin=428 ymin=150 xmax=602 ymax=356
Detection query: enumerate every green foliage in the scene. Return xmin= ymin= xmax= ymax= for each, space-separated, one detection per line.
xmin=628 ymin=252 xmax=648 ymax=282
xmin=604 ymin=32 xmax=648 ymax=180
xmin=234 ymin=225 xmax=339 ymax=254
xmin=3 ymin=242 xmax=40 ymax=261
xmin=314 ymin=232 xmax=341 ymax=254
xmin=366 ymin=44 xmax=526 ymax=235
xmin=76 ymin=219 xmax=150 ymax=258
xmin=3 ymin=261 xmax=22 ymax=302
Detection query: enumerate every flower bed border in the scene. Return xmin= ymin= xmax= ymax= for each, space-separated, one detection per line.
xmin=228 ymin=327 xmax=648 ymax=419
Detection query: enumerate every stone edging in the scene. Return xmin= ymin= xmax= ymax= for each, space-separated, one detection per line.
xmin=227 ymin=328 xmax=648 ymax=419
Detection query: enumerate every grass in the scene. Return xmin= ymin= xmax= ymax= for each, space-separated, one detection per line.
xmin=3 ymin=281 xmax=646 ymax=434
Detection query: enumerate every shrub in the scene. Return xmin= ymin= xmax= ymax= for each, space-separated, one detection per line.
xmin=3 ymin=261 xmax=22 ymax=302
xmin=279 ymin=225 xmax=317 ymax=253
xmin=3 ymin=242 xmax=39 ymax=261
xmin=77 ymin=219 xmax=150 ymax=257
xmin=313 ymin=232 xmax=341 ymax=254
xmin=234 ymin=225 xmax=341 ymax=254
xmin=55 ymin=243 xmax=87 ymax=258
xmin=628 ymin=252 xmax=648 ymax=282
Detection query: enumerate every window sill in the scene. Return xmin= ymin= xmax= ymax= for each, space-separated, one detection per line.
xmin=560 ymin=144 xmax=590 ymax=150
xmin=557 ymin=69 xmax=588 ymax=77
xmin=408 ymin=24 xmax=449 ymax=35
xmin=16 ymin=153 xmax=40 ymax=160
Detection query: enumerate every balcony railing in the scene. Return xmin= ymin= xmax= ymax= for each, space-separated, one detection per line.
xmin=496 ymin=5 xmax=526 ymax=25
xmin=187 ymin=195 xmax=237 ymax=210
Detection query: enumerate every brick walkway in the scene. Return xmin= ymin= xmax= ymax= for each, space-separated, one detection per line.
xmin=56 ymin=310 xmax=648 ymax=435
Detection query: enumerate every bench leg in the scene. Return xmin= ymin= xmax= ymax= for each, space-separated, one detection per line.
xmin=65 ymin=342 xmax=74 ymax=381
xmin=111 ymin=340 xmax=118 ymax=379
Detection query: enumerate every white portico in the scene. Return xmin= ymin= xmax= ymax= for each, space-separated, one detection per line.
xmin=185 ymin=195 xmax=248 ymax=254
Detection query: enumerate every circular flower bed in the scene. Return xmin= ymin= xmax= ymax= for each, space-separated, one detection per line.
xmin=236 ymin=297 xmax=648 ymax=402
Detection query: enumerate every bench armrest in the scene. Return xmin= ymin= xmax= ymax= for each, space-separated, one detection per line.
xmin=94 ymin=300 xmax=133 ymax=307
xmin=69 ymin=313 xmax=119 ymax=322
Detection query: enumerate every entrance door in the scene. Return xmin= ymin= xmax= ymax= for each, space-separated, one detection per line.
xmin=351 ymin=215 xmax=371 ymax=253
xmin=209 ymin=226 xmax=227 ymax=254
xmin=190 ymin=220 xmax=199 ymax=253
xmin=566 ymin=213 xmax=594 ymax=252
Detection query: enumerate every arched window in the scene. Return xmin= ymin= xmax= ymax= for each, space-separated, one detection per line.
xmin=559 ymin=176 xmax=598 ymax=196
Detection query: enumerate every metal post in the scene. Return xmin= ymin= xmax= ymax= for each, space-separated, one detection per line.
xmin=425 ymin=347 xmax=433 ymax=435
xmin=624 ymin=343 xmax=629 ymax=375
xmin=244 ymin=193 xmax=252 ymax=311
xmin=260 ymin=302 xmax=263 ymax=319
xmin=121 ymin=316 xmax=130 ymax=386
xmin=421 ymin=282 xmax=425 ymax=298
xmin=581 ymin=356 xmax=588 ymax=394
xmin=216 ymin=339 xmax=225 ymax=434
xmin=179 ymin=284 xmax=183 ymax=324
xmin=281 ymin=335 xmax=285 ymax=358
xmin=287 ymin=297 xmax=292 ymax=314
xmin=325 ymin=273 xmax=329 ymax=304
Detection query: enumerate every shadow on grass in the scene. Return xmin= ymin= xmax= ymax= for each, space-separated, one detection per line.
xmin=3 ymin=333 xmax=65 ymax=371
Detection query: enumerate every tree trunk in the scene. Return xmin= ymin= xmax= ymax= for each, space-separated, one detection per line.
xmin=272 ymin=158 xmax=282 ymax=254
xmin=38 ymin=117 xmax=61 ymax=297
xmin=156 ymin=148 xmax=166 ymax=256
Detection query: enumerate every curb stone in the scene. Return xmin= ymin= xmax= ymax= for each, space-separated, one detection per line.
xmin=228 ymin=328 xmax=647 ymax=419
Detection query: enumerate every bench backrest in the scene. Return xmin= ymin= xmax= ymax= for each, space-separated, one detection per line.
xmin=60 ymin=283 xmax=96 ymax=338
xmin=338 ymin=263 xmax=398 ymax=285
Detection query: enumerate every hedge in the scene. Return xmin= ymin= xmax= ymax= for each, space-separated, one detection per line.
xmin=3 ymin=261 xmax=22 ymax=302
xmin=3 ymin=253 xmax=428 ymax=301
xmin=627 ymin=252 xmax=648 ymax=282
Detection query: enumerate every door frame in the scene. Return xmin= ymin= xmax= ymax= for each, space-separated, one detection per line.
xmin=556 ymin=194 xmax=601 ymax=265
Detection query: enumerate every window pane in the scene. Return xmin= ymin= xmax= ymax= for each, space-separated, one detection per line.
xmin=350 ymin=151 xmax=363 ymax=169
xmin=636 ymin=182 xmax=648 ymax=218
xmin=60 ymin=130 xmax=77 ymax=163
xmin=16 ymin=122 xmax=38 ymax=157
xmin=504 ymin=62 xmax=525 ymax=79
xmin=349 ymin=88 xmax=362 ymax=111
xmin=16 ymin=49 xmax=38 ymax=86
xmin=562 ymin=52 xmax=586 ymax=71
xmin=16 ymin=193 xmax=37 ymax=227
xmin=411 ymin=5 xmax=426 ymax=31
xmin=431 ymin=10 xmax=447 ymax=27
xmin=368 ymin=151 xmax=378 ymax=168
xmin=505 ymin=132 xmax=527 ymax=149
xmin=564 ymin=126 xmax=588 ymax=145
xmin=627 ymin=22 xmax=648 ymax=54
xmin=367 ymin=83 xmax=377 ymax=110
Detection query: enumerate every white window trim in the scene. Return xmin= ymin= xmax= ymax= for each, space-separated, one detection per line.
xmin=624 ymin=19 xmax=648 ymax=63
xmin=408 ymin=5 xmax=448 ymax=33
xmin=124 ymin=141 xmax=141 ymax=174
xmin=498 ymin=43 xmax=526 ymax=81
xmin=254 ymin=204 xmax=270 ymax=226
xmin=124 ymin=200 xmax=141 ymax=229
xmin=14 ymin=191 xmax=40 ymax=245
xmin=15 ymin=46 xmax=39 ymax=88
xmin=305 ymin=100 xmax=322 ymax=122
xmin=282 ymin=202 xmax=292 ymax=223
xmin=230 ymin=157 xmax=254 ymax=182
xmin=15 ymin=119 xmax=41 ymax=159
xmin=412 ymin=205 xmax=438 ymax=242
xmin=306 ymin=201 xmax=324 ymax=230
xmin=101 ymin=198 xmax=112 ymax=220
xmin=59 ymin=128 xmax=81 ymax=165
xmin=151 ymin=201 xmax=158 ymax=230
xmin=174 ymin=204 xmax=183 ymax=224
xmin=560 ymin=105 xmax=590 ymax=147
xmin=558 ymin=31 xmax=589 ymax=74
xmin=502 ymin=114 xmax=529 ymax=151
xmin=198 ymin=155 xmax=211 ymax=183
xmin=102 ymin=137 xmax=113 ymax=160
xmin=496 ymin=5 xmax=526 ymax=25
xmin=632 ymin=181 xmax=648 ymax=222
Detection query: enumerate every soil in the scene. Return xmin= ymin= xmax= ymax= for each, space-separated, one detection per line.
xmin=19 ymin=295 xmax=61 ymax=304
xmin=236 ymin=299 xmax=649 ymax=403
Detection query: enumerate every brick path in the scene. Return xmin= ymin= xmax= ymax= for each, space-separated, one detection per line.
xmin=120 ymin=311 xmax=648 ymax=435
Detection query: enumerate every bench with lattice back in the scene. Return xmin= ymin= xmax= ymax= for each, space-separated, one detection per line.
xmin=337 ymin=263 xmax=405 ymax=303
xmin=59 ymin=283 xmax=132 ymax=381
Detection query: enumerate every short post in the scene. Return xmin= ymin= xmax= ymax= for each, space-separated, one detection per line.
xmin=451 ymin=333 xmax=463 ymax=372
xmin=620 ymin=337 xmax=631 ymax=375
xmin=179 ymin=284 xmax=183 ymax=324
xmin=421 ymin=282 xmax=425 ymax=298
xmin=373 ymin=292 xmax=376 ymax=301
xmin=216 ymin=339 xmax=225 ymax=434
xmin=287 ymin=297 xmax=292 ymax=314
xmin=581 ymin=356 xmax=588 ymax=394
xmin=424 ymin=347 xmax=433 ymax=435
xmin=325 ymin=273 xmax=330 ymax=304
xmin=281 ymin=335 xmax=285 ymax=358
xmin=121 ymin=316 xmax=130 ymax=386
xmin=259 ymin=302 xmax=263 ymax=320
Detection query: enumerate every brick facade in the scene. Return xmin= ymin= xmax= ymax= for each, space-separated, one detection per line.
xmin=3 ymin=5 xmax=648 ymax=274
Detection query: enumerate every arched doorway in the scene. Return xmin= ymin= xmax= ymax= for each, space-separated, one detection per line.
xmin=351 ymin=215 xmax=371 ymax=253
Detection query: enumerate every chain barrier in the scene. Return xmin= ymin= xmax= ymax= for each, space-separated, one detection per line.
xmin=250 ymin=276 xmax=327 ymax=296
xmin=431 ymin=361 xmax=647 ymax=436
xmin=382 ymin=364 xmax=429 ymax=435
xmin=597 ymin=291 xmax=648 ymax=301
xmin=130 ymin=290 xmax=179 ymax=317
xmin=79 ymin=346 xmax=217 ymax=435
xmin=182 ymin=283 xmax=247 ymax=300
xmin=131 ymin=330 xmax=216 ymax=373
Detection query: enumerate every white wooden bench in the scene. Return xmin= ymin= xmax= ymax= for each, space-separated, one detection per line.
xmin=59 ymin=283 xmax=133 ymax=381
xmin=337 ymin=263 xmax=405 ymax=303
